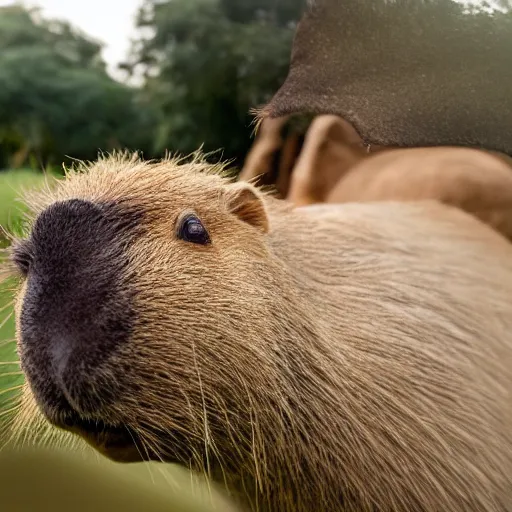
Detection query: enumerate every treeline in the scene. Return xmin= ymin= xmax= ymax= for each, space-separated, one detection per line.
xmin=0 ymin=0 xmax=304 ymax=171
xmin=2 ymin=0 xmax=510 ymax=172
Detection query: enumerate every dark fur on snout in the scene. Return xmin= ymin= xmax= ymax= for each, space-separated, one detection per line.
xmin=13 ymin=197 xmax=145 ymax=456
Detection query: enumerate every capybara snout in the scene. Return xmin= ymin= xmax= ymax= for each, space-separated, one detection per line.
xmin=14 ymin=198 xmax=141 ymax=424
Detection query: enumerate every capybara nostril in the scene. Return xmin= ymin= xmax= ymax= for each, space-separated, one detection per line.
xmin=18 ymin=198 xmax=142 ymax=414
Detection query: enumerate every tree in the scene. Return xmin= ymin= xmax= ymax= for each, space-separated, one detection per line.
xmin=0 ymin=5 xmax=157 ymax=170
xmin=124 ymin=0 xmax=305 ymax=166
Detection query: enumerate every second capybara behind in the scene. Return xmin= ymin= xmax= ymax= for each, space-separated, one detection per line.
xmin=322 ymin=146 xmax=512 ymax=241
xmin=7 ymin=154 xmax=512 ymax=511
xmin=284 ymin=116 xmax=512 ymax=242
xmin=241 ymin=114 xmax=374 ymax=201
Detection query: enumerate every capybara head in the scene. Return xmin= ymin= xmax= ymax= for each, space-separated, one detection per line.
xmin=10 ymin=154 xmax=293 ymax=472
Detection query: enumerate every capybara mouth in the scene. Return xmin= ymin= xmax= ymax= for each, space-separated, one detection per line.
xmin=48 ymin=409 xmax=151 ymax=463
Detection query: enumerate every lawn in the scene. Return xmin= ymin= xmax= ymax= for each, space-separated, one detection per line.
xmin=0 ymin=278 xmax=21 ymax=419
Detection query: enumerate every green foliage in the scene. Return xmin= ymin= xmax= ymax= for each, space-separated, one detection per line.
xmin=0 ymin=5 xmax=104 ymax=69
xmin=0 ymin=5 xmax=157 ymax=171
xmin=124 ymin=0 xmax=303 ymax=165
xmin=0 ymin=1 xmax=303 ymax=169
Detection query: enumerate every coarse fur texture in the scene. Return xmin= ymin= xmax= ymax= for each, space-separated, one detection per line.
xmin=6 ymin=153 xmax=512 ymax=511
xmin=260 ymin=0 xmax=512 ymax=155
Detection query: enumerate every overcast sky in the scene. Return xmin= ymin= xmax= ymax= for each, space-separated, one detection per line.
xmin=1 ymin=0 xmax=503 ymax=81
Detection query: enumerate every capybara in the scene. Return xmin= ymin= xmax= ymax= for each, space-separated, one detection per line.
xmin=7 ymin=154 xmax=512 ymax=511
xmin=242 ymin=114 xmax=374 ymax=201
xmin=321 ymin=146 xmax=512 ymax=241
xmin=286 ymin=114 xmax=370 ymax=205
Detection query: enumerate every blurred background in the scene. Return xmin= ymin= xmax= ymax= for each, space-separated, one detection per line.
xmin=0 ymin=0 xmax=303 ymax=174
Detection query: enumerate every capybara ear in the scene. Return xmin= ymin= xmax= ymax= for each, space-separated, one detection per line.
xmin=224 ymin=182 xmax=269 ymax=234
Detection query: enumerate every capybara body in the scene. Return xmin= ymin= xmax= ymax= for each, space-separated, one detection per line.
xmin=326 ymin=146 xmax=512 ymax=206
xmin=285 ymin=119 xmax=512 ymax=242
xmin=10 ymin=155 xmax=512 ymax=511
xmin=322 ymin=146 xmax=512 ymax=240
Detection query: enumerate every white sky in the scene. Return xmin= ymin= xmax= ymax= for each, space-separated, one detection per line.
xmin=0 ymin=0 xmax=503 ymax=82
xmin=0 ymin=0 xmax=141 ymax=79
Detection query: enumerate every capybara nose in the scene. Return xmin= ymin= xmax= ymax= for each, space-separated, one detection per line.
xmin=18 ymin=199 xmax=141 ymax=411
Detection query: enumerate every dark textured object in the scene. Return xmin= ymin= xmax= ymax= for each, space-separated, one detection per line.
xmin=260 ymin=0 xmax=512 ymax=154
xmin=14 ymin=199 xmax=143 ymax=428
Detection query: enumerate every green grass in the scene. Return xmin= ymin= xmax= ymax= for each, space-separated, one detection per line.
xmin=0 ymin=168 xmax=56 ymax=237
xmin=0 ymin=169 xmax=60 ymax=421
xmin=0 ymin=278 xmax=22 ymax=418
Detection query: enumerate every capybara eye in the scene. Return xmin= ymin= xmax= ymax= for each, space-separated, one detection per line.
xmin=177 ymin=214 xmax=211 ymax=245
xmin=11 ymin=240 xmax=33 ymax=276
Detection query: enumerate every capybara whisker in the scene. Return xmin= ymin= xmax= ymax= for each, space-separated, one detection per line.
xmin=0 ymin=372 xmax=23 ymax=378
xmin=0 ymin=385 xmax=24 ymax=395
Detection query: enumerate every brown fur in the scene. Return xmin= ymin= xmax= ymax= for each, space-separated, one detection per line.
xmin=283 ymin=117 xmax=512 ymax=241
xmin=8 ymin=153 xmax=512 ymax=511
xmin=324 ymin=146 xmax=512 ymax=241
xmin=286 ymin=115 xmax=369 ymax=205
xmin=238 ymin=116 xmax=291 ymax=196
